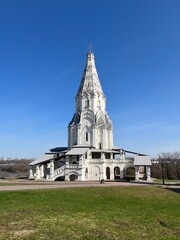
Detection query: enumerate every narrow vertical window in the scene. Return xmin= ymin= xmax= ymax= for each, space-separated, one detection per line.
xmin=97 ymin=100 xmax=101 ymax=109
xmin=86 ymin=132 xmax=88 ymax=141
xmin=87 ymin=100 xmax=90 ymax=107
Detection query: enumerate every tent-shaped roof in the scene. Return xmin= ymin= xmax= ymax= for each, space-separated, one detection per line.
xmin=76 ymin=51 xmax=104 ymax=97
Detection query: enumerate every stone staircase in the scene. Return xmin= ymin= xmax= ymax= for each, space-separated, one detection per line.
xmin=53 ymin=165 xmax=65 ymax=180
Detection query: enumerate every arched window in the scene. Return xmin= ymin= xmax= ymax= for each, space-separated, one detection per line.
xmin=86 ymin=99 xmax=90 ymax=107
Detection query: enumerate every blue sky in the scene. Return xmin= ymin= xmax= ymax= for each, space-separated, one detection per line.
xmin=0 ymin=0 xmax=180 ymax=158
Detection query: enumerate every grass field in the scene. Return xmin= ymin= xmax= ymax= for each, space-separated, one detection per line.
xmin=153 ymin=179 xmax=180 ymax=183
xmin=0 ymin=182 xmax=49 ymax=186
xmin=0 ymin=186 xmax=179 ymax=240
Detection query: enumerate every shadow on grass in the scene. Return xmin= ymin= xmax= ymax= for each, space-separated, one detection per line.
xmin=131 ymin=181 xmax=180 ymax=186
xmin=129 ymin=181 xmax=180 ymax=194
xmin=164 ymin=187 xmax=180 ymax=194
xmin=130 ymin=181 xmax=158 ymax=186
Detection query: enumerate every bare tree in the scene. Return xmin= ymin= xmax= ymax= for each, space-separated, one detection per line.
xmin=151 ymin=152 xmax=180 ymax=183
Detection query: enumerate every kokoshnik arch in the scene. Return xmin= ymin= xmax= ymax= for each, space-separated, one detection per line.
xmin=29 ymin=51 xmax=152 ymax=181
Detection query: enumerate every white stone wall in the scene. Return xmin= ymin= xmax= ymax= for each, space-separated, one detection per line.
xmin=68 ymin=52 xmax=113 ymax=150
xmin=68 ymin=110 xmax=113 ymax=150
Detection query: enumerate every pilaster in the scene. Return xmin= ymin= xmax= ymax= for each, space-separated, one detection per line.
xmin=29 ymin=166 xmax=34 ymax=179
xmin=77 ymin=124 xmax=81 ymax=145
xmin=49 ymin=159 xmax=54 ymax=181
xmin=101 ymin=152 xmax=106 ymax=179
xmin=40 ymin=164 xmax=44 ymax=178
xmin=120 ymin=169 xmax=124 ymax=179
xmin=92 ymin=124 xmax=97 ymax=148
xmin=120 ymin=150 xmax=125 ymax=160
xmin=135 ymin=166 xmax=139 ymax=181
xmin=103 ymin=127 xmax=107 ymax=149
xmin=35 ymin=164 xmax=40 ymax=180
xmin=146 ymin=166 xmax=151 ymax=181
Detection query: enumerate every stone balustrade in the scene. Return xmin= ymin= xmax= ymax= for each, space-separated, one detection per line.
xmin=68 ymin=164 xmax=81 ymax=168
xmin=87 ymin=159 xmax=133 ymax=164
xmin=54 ymin=166 xmax=65 ymax=177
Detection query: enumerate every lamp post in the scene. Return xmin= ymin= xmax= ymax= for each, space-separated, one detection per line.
xmin=161 ymin=162 xmax=165 ymax=185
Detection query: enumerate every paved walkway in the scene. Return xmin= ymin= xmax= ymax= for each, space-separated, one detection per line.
xmin=0 ymin=179 xmax=179 ymax=191
xmin=0 ymin=180 xmax=153 ymax=191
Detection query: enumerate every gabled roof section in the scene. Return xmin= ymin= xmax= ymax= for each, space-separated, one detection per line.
xmin=76 ymin=51 xmax=104 ymax=97
xmin=66 ymin=147 xmax=89 ymax=156
xmin=29 ymin=154 xmax=55 ymax=166
xmin=133 ymin=156 xmax=152 ymax=166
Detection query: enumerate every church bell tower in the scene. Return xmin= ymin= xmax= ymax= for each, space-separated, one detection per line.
xmin=68 ymin=51 xmax=113 ymax=150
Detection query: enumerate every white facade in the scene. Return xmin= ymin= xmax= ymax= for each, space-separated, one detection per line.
xmin=29 ymin=51 xmax=152 ymax=182
xmin=68 ymin=52 xmax=112 ymax=150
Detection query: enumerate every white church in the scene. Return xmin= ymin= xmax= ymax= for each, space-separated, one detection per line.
xmin=29 ymin=51 xmax=152 ymax=181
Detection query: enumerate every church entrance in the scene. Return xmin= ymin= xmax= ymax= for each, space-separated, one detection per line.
xmin=106 ymin=167 xmax=110 ymax=179
xmin=69 ymin=174 xmax=78 ymax=181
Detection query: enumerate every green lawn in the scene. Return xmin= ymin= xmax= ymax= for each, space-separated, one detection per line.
xmin=0 ymin=186 xmax=179 ymax=240
xmin=153 ymin=179 xmax=180 ymax=183
xmin=0 ymin=182 xmax=47 ymax=186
